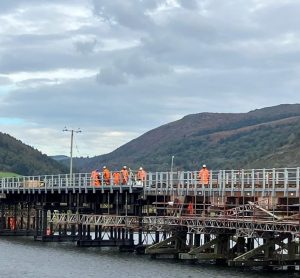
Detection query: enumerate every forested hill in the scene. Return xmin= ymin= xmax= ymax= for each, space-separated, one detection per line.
xmin=72 ymin=104 xmax=300 ymax=172
xmin=0 ymin=132 xmax=67 ymax=176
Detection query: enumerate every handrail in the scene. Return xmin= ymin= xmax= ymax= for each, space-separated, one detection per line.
xmin=0 ymin=167 xmax=299 ymax=197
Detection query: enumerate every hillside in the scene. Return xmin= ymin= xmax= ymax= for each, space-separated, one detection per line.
xmin=51 ymin=155 xmax=69 ymax=161
xmin=72 ymin=104 xmax=300 ymax=172
xmin=0 ymin=132 xmax=68 ymax=176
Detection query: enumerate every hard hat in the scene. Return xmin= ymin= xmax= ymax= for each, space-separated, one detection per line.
xmin=123 ymin=166 xmax=127 ymax=169
xmin=139 ymin=167 xmax=143 ymax=170
xmin=202 ymin=164 xmax=206 ymax=168
xmin=103 ymin=166 xmax=106 ymax=169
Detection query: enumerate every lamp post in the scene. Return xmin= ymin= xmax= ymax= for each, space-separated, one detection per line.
xmin=63 ymin=127 xmax=81 ymax=184
xmin=170 ymin=155 xmax=175 ymax=190
xmin=171 ymin=155 xmax=175 ymax=174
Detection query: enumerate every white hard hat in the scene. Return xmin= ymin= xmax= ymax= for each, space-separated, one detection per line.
xmin=123 ymin=166 xmax=127 ymax=169
xmin=103 ymin=166 xmax=106 ymax=169
xmin=139 ymin=167 xmax=143 ymax=170
xmin=202 ymin=164 xmax=206 ymax=168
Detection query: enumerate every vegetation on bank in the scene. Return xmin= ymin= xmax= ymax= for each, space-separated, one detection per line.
xmin=0 ymin=132 xmax=68 ymax=176
xmin=0 ymin=172 xmax=20 ymax=178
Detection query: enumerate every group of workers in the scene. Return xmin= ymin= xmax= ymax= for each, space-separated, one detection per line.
xmin=91 ymin=164 xmax=210 ymax=186
xmin=91 ymin=166 xmax=146 ymax=186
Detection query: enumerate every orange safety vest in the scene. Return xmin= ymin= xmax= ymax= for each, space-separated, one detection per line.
xmin=121 ymin=169 xmax=129 ymax=184
xmin=137 ymin=170 xmax=146 ymax=181
xmin=198 ymin=168 xmax=210 ymax=185
xmin=187 ymin=202 xmax=194 ymax=215
xmin=103 ymin=169 xmax=111 ymax=184
xmin=91 ymin=170 xmax=100 ymax=186
xmin=113 ymin=172 xmax=120 ymax=185
xmin=9 ymin=217 xmax=16 ymax=230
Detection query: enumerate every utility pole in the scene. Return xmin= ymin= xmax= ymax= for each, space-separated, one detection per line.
xmin=63 ymin=127 xmax=82 ymax=184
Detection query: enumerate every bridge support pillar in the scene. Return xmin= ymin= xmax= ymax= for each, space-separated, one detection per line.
xmin=214 ymin=235 xmax=230 ymax=265
xmin=155 ymin=231 xmax=160 ymax=243
xmin=246 ymin=237 xmax=254 ymax=251
xmin=287 ymin=235 xmax=296 ymax=271
xmin=204 ymin=233 xmax=210 ymax=244
xmin=264 ymin=237 xmax=275 ymax=260
xmin=42 ymin=209 xmax=47 ymax=236
xmin=0 ymin=203 xmax=6 ymax=230
xmin=236 ymin=237 xmax=246 ymax=255
xmin=194 ymin=234 xmax=200 ymax=247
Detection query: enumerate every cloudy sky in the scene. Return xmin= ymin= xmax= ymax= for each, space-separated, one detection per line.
xmin=0 ymin=0 xmax=299 ymax=157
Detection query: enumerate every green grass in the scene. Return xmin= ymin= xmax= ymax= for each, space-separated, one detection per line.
xmin=0 ymin=172 xmax=20 ymax=178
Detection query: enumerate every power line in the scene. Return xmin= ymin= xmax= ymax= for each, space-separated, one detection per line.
xmin=73 ymin=135 xmax=81 ymax=157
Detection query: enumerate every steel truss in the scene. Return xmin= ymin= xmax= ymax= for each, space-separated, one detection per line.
xmin=49 ymin=213 xmax=300 ymax=238
xmin=221 ymin=198 xmax=271 ymax=217
xmin=50 ymin=212 xmax=139 ymax=228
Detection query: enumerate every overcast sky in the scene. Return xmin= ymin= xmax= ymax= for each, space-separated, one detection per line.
xmin=0 ymin=0 xmax=299 ymax=157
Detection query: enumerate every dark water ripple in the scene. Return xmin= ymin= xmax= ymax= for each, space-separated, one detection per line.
xmin=0 ymin=237 xmax=299 ymax=278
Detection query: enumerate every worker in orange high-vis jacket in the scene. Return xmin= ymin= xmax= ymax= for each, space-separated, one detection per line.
xmin=121 ymin=166 xmax=129 ymax=185
xmin=137 ymin=167 xmax=146 ymax=181
xmin=102 ymin=166 xmax=111 ymax=185
xmin=187 ymin=201 xmax=194 ymax=215
xmin=91 ymin=169 xmax=100 ymax=186
xmin=113 ymin=171 xmax=121 ymax=185
xmin=198 ymin=164 xmax=210 ymax=185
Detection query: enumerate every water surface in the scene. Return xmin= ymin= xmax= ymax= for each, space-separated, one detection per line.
xmin=0 ymin=237 xmax=299 ymax=278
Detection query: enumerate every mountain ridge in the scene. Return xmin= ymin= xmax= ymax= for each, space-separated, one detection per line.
xmin=69 ymin=103 xmax=300 ymax=172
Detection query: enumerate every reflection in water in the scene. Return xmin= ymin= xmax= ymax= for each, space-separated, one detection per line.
xmin=0 ymin=237 xmax=298 ymax=278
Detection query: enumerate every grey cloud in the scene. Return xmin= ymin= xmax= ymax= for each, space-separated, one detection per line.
xmin=0 ymin=76 xmax=12 ymax=85
xmin=140 ymin=35 xmax=174 ymax=56
xmin=96 ymin=50 xmax=172 ymax=85
xmin=0 ymin=0 xmax=29 ymax=13
xmin=96 ymin=67 xmax=127 ymax=85
xmin=0 ymin=0 xmax=286 ymax=76
xmin=115 ymin=53 xmax=172 ymax=78
xmin=177 ymin=0 xmax=199 ymax=10
xmin=0 ymin=40 xmax=108 ymax=73
xmin=92 ymin=0 xmax=163 ymax=31
xmin=252 ymin=2 xmax=300 ymax=34
xmin=74 ymin=38 xmax=98 ymax=54
xmin=0 ymin=0 xmax=83 ymax=13
xmin=4 ymin=33 xmax=69 ymax=45
xmin=0 ymin=51 xmax=70 ymax=73
xmin=2 ymin=64 xmax=299 ymax=129
xmin=1 ymin=0 xmax=300 ymax=157
xmin=0 ymin=77 xmax=169 ymax=129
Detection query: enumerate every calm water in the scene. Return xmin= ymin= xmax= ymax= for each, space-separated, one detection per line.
xmin=0 ymin=237 xmax=299 ymax=278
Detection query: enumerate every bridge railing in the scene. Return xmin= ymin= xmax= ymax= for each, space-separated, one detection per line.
xmin=0 ymin=167 xmax=299 ymax=196
xmin=0 ymin=173 xmax=90 ymax=191
xmin=144 ymin=167 xmax=300 ymax=197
